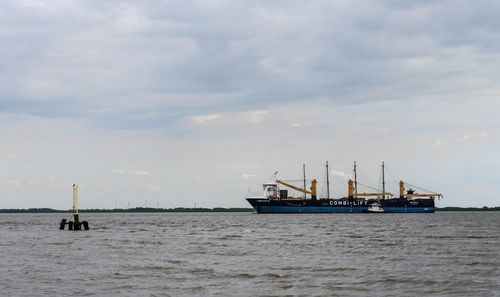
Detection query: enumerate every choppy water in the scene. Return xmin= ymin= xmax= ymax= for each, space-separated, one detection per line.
xmin=0 ymin=212 xmax=499 ymax=296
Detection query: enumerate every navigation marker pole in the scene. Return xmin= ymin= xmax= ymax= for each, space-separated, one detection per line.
xmin=73 ymin=184 xmax=80 ymax=230
xmin=59 ymin=184 xmax=89 ymax=231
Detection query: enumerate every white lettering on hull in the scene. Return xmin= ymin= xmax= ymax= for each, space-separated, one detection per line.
xmin=329 ymin=200 xmax=367 ymax=206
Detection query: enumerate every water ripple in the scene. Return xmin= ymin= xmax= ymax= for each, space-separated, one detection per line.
xmin=0 ymin=212 xmax=499 ymax=296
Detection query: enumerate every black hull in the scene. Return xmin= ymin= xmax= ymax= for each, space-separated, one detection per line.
xmin=246 ymin=197 xmax=435 ymax=214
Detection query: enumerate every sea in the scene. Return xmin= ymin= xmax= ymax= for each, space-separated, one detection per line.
xmin=0 ymin=212 xmax=499 ymax=296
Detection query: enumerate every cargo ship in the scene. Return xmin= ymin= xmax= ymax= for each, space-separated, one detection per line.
xmin=246 ymin=162 xmax=442 ymax=214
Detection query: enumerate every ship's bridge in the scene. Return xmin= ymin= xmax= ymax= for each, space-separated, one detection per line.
xmin=263 ymin=183 xmax=278 ymax=199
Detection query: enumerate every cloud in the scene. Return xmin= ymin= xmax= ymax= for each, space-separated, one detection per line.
xmin=27 ymin=179 xmax=66 ymax=190
xmin=129 ymin=170 xmax=151 ymax=176
xmin=133 ymin=184 xmax=161 ymax=194
xmin=110 ymin=169 xmax=151 ymax=176
xmin=241 ymin=174 xmax=256 ymax=179
xmin=148 ymin=185 xmax=161 ymax=193
xmin=1 ymin=153 xmax=23 ymax=160
xmin=189 ymin=109 xmax=269 ymax=127
xmin=331 ymin=170 xmax=350 ymax=180
xmin=2 ymin=0 xmax=500 ymax=128
xmin=479 ymin=132 xmax=490 ymax=139
xmin=456 ymin=131 xmax=491 ymax=142
xmin=113 ymin=5 xmax=152 ymax=31
xmin=0 ymin=179 xmax=68 ymax=191
xmin=191 ymin=114 xmax=223 ymax=124
xmin=0 ymin=180 xmax=23 ymax=191
xmin=245 ymin=110 xmax=268 ymax=123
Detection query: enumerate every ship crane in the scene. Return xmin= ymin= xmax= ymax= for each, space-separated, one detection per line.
xmin=347 ymin=180 xmax=392 ymax=198
xmin=399 ymin=181 xmax=443 ymax=199
xmin=348 ymin=161 xmax=392 ymax=199
xmin=276 ymin=179 xmax=317 ymax=199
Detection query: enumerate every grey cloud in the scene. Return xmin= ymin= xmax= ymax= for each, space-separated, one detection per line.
xmin=1 ymin=0 xmax=500 ymax=128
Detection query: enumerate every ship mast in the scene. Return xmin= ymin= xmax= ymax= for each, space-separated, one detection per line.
xmin=303 ymin=164 xmax=306 ymax=199
xmin=326 ymin=161 xmax=330 ymax=199
xmin=382 ymin=161 xmax=386 ymax=200
xmin=353 ymin=161 xmax=358 ymax=197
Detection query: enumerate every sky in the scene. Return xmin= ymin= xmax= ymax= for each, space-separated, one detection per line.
xmin=1 ymin=0 xmax=500 ymax=209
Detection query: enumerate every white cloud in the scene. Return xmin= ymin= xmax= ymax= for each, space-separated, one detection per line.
xmin=190 ymin=110 xmax=269 ymax=125
xmin=26 ymin=179 xmax=66 ymax=189
xmin=4 ymin=153 xmax=23 ymax=160
xmin=457 ymin=134 xmax=472 ymax=142
xmin=47 ymin=179 xmax=66 ymax=189
xmin=456 ymin=131 xmax=491 ymax=142
xmin=129 ymin=170 xmax=150 ymax=176
xmin=191 ymin=114 xmax=223 ymax=124
xmin=113 ymin=5 xmax=152 ymax=31
xmin=479 ymin=132 xmax=490 ymax=139
xmin=241 ymin=174 xmax=256 ymax=179
xmin=148 ymin=185 xmax=161 ymax=193
xmin=331 ymin=170 xmax=350 ymax=180
xmin=96 ymin=183 xmax=113 ymax=194
xmin=133 ymin=184 xmax=161 ymax=194
xmin=0 ymin=180 xmax=23 ymax=191
xmin=245 ymin=110 xmax=269 ymax=123
xmin=0 ymin=178 xmax=67 ymax=191
xmin=110 ymin=169 xmax=150 ymax=176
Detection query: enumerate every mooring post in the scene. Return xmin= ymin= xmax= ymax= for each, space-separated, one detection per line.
xmin=59 ymin=219 xmax=67 ymax=230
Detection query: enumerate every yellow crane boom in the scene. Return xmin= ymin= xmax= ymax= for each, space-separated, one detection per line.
xmin=348 ymin=180 xmax=392 ymax=198
xmin=399 ymin=181 xmax=442 ymax=198
xmin=276 ymin=179 xmax=317 ymax=199
xmin=353 ymin=193 xmax=394 ymax=197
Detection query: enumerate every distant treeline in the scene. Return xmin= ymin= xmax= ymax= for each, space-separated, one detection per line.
xmin=1 ymin=207 xmax=499 ymax=213
xmin=436 ymin=206 xmax=500 ymax=211
xmin=0 ymin=207 xmax=255 ymax=213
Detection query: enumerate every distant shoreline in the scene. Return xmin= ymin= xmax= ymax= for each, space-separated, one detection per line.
xmin=0 ymin=207 xmax=499 ymax=213
xmin=437 ymin=207 xmax=500 ymax=211
xmin=0 ymin=207 xmax=255 ymax=213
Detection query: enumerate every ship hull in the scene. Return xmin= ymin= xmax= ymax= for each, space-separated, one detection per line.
xmin=246 ymin=198 xmax=435 ymax=214
xmin=256 ymin=205 xmax=368 ymax=213
xmin=379 ymin=207 xmax=434 ymax=213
